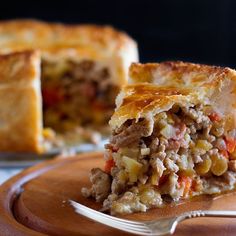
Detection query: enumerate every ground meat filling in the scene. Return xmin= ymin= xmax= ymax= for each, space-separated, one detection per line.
xmin=83 ymin=104 xmax=236 ymax=215
xmin=81 ymin=168 xmax=111 ymax=202
xmin=41 ymin=60 xmax=119 ymax=138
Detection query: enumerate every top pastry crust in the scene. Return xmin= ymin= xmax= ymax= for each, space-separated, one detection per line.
xmin=0 ymin=50 xmax=42 ymax=152
xmin=110 ymin=62 xmax=236 ymax=132
xmin=0 ymin=19 xmax=138 ymax=86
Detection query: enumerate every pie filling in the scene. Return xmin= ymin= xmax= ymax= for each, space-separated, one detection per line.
xmin=82 ymin=104 xmax=236 ymax=215
xmin=41 ymin=60 xmax=119 ymax=146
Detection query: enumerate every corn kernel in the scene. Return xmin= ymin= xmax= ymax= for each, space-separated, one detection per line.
xmin=195 ymin=157 xmax=212 ymax=175
xmin=210 ymin=154 xmax=228 ymax=176
xmin=195 ymin=140 xmax=213 ymax=151
xmin=193 ymin=140 xmax=213 ymax=155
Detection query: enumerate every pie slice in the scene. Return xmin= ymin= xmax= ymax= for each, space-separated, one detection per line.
xmin=0 ymin=19 xmax=138 ymax=147
xmin=83 ymin=61 xmax=236 ymax=215
xmin=0 ymin=50 xmax=42 ymax=152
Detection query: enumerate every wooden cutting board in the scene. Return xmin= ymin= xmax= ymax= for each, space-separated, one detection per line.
xmin=1 ymin=151 xmax=236 ymax=236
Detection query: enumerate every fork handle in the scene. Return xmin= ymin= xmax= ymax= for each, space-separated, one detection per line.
xmin=178 ymin=210 xmax=236 ymax=222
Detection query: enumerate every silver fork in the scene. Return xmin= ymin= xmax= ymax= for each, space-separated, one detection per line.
xmin=70 ymin=200 xmax=236 ymax=235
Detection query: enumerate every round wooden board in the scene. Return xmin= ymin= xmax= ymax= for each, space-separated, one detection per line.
xmin=1 ymin=152 xmax=236 ymax=236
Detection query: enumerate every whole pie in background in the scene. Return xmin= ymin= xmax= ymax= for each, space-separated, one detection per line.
xmin=0 ymin=19 xmax=138 ymax=153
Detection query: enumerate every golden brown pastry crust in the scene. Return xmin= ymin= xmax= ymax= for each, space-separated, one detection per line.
xmin=129 ymin=62 xmax=235 ymax=86
xmin=0 ymin=50 xmax=42 ymax=152
xmin=0 ymin=19 xmax=138 ymax=86
xmin=110 ymin=62 xmax=236 ymax=131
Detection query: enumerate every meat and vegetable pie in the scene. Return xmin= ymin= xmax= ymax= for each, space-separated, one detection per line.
xmin=83 ymin=61 xmax=236 ymax=215
xmin=0 ymin=51 xmax=42 ymax=153
xmin=0 ymin=19 xmax=138 ymax=148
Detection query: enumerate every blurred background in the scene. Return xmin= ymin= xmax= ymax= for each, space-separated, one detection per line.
xmin=0 ymin=0 xmax=234 ymax=68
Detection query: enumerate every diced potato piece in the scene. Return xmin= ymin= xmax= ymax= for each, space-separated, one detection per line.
xmin=210 ymin=154 xmax=228 ymax=176
xmin=122 ymin=156 xmax=143 ymax=182
xmin=160 ymin=124 xmax=175 ymax=139
xmin=119 ymin=148 xmax=139 ymax=160
xmin=151 ymin=173 xmax=158 ymax=185
xmin=195 ymin=157 xmax=212 ymax=175
xmin=141 ymin=148 xmax=150 ymax=156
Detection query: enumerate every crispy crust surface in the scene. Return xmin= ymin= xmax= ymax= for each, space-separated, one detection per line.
xmin=0 ymin=50 xmax=42 ymax=152
xmin=0 ymin=19 xmax=136 ymax=54
xmin=110 ymin=62 xmax=236 ymax=130
xmin=129 ymin=61 xmax=235 ymax=87
xmin=0 ymin=19 xmax=138 ymax=86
